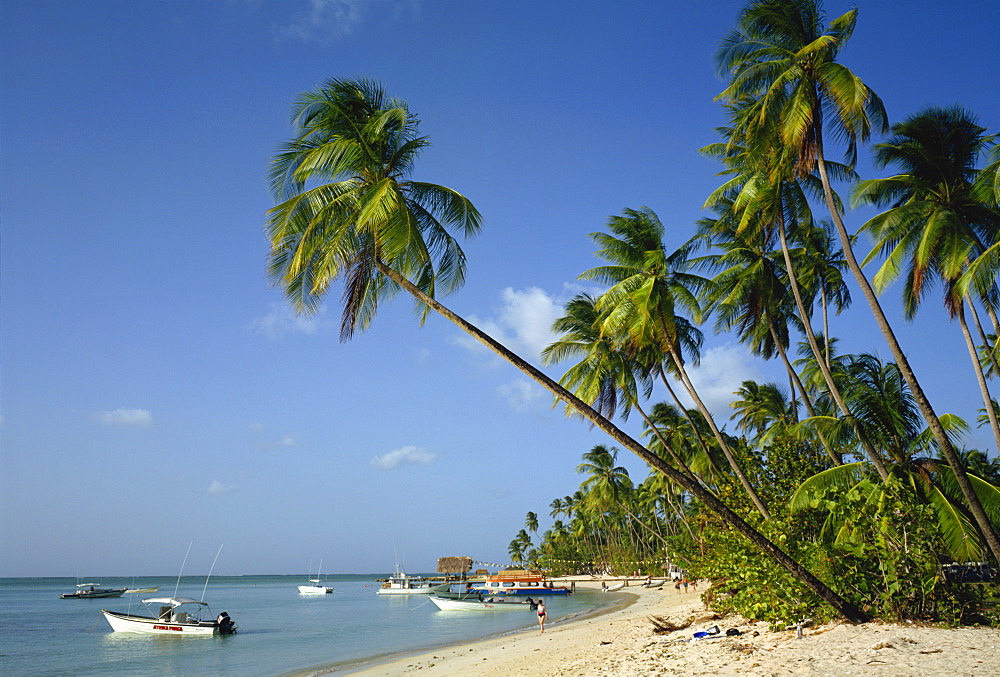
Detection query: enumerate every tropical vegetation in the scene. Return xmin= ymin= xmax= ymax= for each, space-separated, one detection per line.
xmin=265 ymin=0 xmax=1000 ymax=627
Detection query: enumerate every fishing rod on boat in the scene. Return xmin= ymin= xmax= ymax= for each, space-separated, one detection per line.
xmin=174 ymin=541 xmax=193 ymax=598
xmin=202 ymin=544 xmax=224 ymax=602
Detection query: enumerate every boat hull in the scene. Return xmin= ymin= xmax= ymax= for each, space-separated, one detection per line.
xmin=102 ymin=610 xmax=223 ymax=635
xmin=297 ymin=585 xmax=333 ymax=594
xmin=376 ymin=583 xmax=448 ymax=596
xmin=467 ymin=584 xmax=570 ymax=596
xmin=429 ymin=596 xmax=536 ymax=611
xmin=62 ymin=589 xmax=126 ymax=599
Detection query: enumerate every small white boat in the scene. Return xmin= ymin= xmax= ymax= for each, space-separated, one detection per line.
xmin=102 ymin=597 xmax=237 ymax=635
xmin=602 ymin=581 xmax=626 ymax=592
xmin=61 ymin=583 xmax=127 ymax=599
xmin=429 ymin=594 xmax=538 ymax=611
xmin=298 ymin=581 xmax=334 ymax=594
xmin=125 ymin=586 xmax=161 ymax=594
xmin=298 ymin=559 xmax=334 ymax=594
xmin=376 ymin=565 xmax=447 ymax=595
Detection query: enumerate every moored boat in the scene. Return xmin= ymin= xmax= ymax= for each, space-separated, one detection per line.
xmin=298 ymin=559 xmax=334 ymax=594
xmin=102 ymin=597 xmax=237 ymax=635
xmin=61 ymin=583 xmax=127 ymax=599
xmin=376 ymin=565 xmax=448 ymax=595
xmin=428 ymin=594 xmax=539 ymax=611
xmin=468 ymin=570 xmax=570 ymax=596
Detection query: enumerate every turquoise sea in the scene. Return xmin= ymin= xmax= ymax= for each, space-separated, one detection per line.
xmin=0 ymin=576 xmax=608 ymax=676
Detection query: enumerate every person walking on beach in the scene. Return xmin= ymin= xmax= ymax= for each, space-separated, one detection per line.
xmin=682 ymin=577 xmax=689 ymax=593
xmin=536 ymin=599 xmax=547 ymax=633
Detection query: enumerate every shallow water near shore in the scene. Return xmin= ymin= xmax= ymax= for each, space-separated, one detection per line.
xmin=0 ymin=576 xmax=607 ymax=676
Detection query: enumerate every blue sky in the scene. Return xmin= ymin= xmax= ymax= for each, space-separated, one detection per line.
xmin=2 ymin=0 xmax=999 ymax=578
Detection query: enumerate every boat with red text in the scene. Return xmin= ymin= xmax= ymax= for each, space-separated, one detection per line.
xmin=102 ymin=597 xmax=237 ymax=635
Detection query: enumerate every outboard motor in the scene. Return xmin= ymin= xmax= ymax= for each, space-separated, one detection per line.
xmin=216 ymin=611 xmax=236 ymax=635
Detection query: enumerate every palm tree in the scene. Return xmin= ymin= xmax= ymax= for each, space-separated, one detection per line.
xmin=582 ymin=207 xmax=773 ymax=520
xmin=577 ymin=445 xmax=633 ymax=508
xmin=854 ymin=106 xmax=1000 ymax=454
xmin=731 ymin=380 xmax=799 ymax=447
xmin=508 ymin=529 xmax=532 ymax=566
xmin=692 ymin=209 xmax=844 ymax=464
xmin=717 ymin=0 xmax=1000 ymax=563
xmin=524 ymin=511 xmax=539 ymax=537
xmin=542 ymin=292 xmax=700 ymax=479
xmin=791 ymin=355 xmax=999 ymax=563
xmin=700 ymin=101 xmax=884 ymax=476
xmin=549 ymin=497 xmax=566 ymax=520
xmin=265 ymin=77 xmax=867 ymax=622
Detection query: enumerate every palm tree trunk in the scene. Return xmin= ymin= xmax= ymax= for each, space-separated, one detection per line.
xmin=812 ymin=134 xmax=1000 ymax=565
xmin=821 ymin=284 xmax=832 ymax=371
xmin=634 ymin=401 xmax=700 ymax=483
xmin=958 ymin=301 xmax=1000 ymax=452
xmin=776 ymin=210 xmax=889 ymax=479
xmin=764 ymin=311 xmax=842 ymax=464
xmin=666 ymin=346 xmax=773 ymax=520
xmin=656 ymin=372 xmax=724 ymax=475
xmin=968 ymin=297 xmax=1000 ymax=379
xmin=373 ymin=261 xmax=869 ymax=622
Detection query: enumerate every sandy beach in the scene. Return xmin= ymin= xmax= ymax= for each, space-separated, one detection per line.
xmin=346 ymin=578 xmax=1000 ymax=676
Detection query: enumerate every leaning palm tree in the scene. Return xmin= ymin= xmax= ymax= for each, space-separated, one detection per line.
xmin=542 ymin=292 xmax=701 ymax=479
xmin=265 ymin=77 xmax=867 ymax=621
xmin=582 ymin=207 xmax=773 ymax=520
xmin=854 ymin=106 xmax=1000 ymax=454
xmin=717 ymin=0 xmax=1000 ymax=563
xmin=692 ymin=210 xmax=844 ymax=464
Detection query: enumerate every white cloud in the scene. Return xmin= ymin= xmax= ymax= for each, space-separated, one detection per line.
xmin=278 ymin=0 xmax=417 ymax=43
xmin=96 ymin=408 xmax=154 ymax=428
xmin=681 ymin=344 xmax=764 ymax=423
xmin=208 ymin=480 xmax=237 ymax=495
xmin=251 ymin=302 xmax=330 ymax=339
xmin=249 ymin=423 xmax=303 ymax=450
xmin=496 ymin=378 xmax=548 ymax=413
xmin=370 ymin=445 xmax=435 ymax=470
xmin=456 ymin=285 xmax=578 ymax=361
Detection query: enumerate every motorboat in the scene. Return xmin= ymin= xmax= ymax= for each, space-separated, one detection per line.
xmin=376 ymin=565 xmax=448 ymax=595
xmin=429 ymin=594 xmax=539 ymax=611
xmin=124 ymin=587 xmax=160 ymax=594
xmin=429 ymin=587 xmax=486 ymax=600
xmin=102 ymin=597 xmax=237 ymax=635
xmin=61 ymin=583 xmax=127 ymax=599
xmin=468 ymin=570 xmax=570 ymax=596
xmin=298 ymin=559 xmax=334 ymax=594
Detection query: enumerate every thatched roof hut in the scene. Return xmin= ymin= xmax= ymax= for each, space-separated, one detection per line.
xmin=437 ymin=556 xmax=473 ymax=574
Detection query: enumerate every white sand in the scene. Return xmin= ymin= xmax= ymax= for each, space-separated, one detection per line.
xmin=345 ymin=579 xmax=1000 ymax=676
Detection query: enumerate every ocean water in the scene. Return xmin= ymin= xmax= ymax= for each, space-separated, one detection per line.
xmin=0 ymin=576 xmax=608 ymax=676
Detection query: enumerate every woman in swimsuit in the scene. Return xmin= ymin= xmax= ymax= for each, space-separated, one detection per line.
xmin=536 ymin=599 xmax=547 ymax=633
